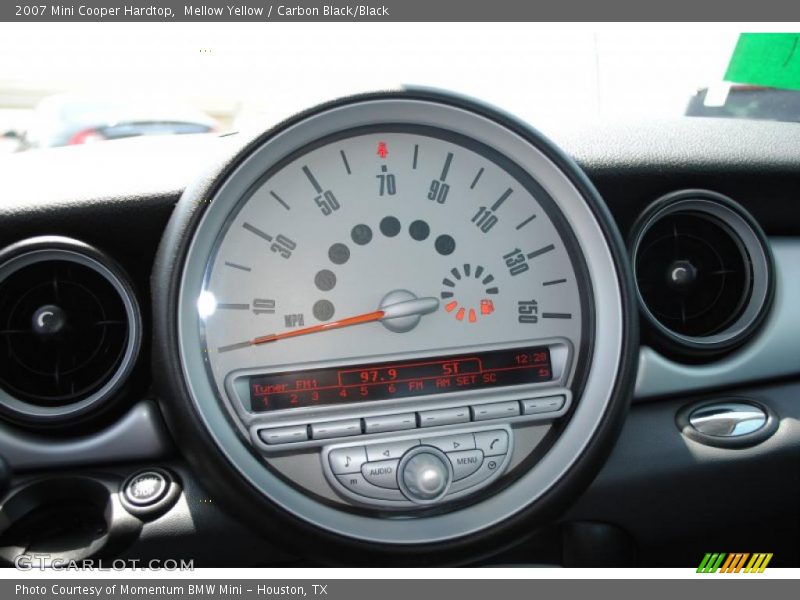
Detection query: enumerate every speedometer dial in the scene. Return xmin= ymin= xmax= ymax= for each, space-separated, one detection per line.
xmin=201 ymin=128 xmax=586 ymax=414
xmin=158 ymin=92 xmax=635 ymax=550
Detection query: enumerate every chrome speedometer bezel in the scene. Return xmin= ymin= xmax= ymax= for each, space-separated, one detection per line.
xmin=153 ymin=89 xmax=638 ymax=555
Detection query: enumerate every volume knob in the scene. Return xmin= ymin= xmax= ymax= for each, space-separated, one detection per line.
xmin=399 ymin=446 xmax=452 ymax=503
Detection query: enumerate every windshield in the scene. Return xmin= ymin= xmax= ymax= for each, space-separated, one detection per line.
xmin=0 ymin=26 xmax=797 ymax=152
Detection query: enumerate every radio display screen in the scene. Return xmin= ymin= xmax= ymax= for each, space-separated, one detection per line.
xmin=249 ymin=346 xmax=552 ymax=412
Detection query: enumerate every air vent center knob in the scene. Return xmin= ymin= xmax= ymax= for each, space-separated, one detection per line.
xmin=31 ymin=304 xmax=67 ymax=336
xmin=665 ymin=259 xmax=697 ymax=292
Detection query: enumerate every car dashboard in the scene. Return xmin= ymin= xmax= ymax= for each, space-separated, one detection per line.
xmin=0 ymin=91 xmax=797 ymax=567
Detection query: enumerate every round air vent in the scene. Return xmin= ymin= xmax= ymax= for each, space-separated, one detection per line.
xmin=630 ymin=190 xmax=773 ymax=357
xmin=0 ymin=237 xmax=141 ymax=425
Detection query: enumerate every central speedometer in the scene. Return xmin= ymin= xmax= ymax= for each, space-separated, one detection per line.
xmin=201 ymin=128 xmax=586 ymax=413
xmin=156 ymin=91 xmax=635 ymax=552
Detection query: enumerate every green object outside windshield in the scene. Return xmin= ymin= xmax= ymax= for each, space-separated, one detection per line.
xmin=726 ymin=33 xmax=800 ymax=91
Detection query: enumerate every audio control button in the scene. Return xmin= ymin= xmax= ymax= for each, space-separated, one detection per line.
xmin=364 ymin=413 xmax=416 ymax=434
xmin=521 ymin=395 xmax=566 ymax=415
xmin=448 ymin=456 xmax=504 ymax=494
xmin=474 ymin=430 xmax=509 ymax=456
xmin=447 ymin=449 xmax=484 ymax=480
xmin=328 ymin=446 xmax=367 ymax=475
xmin=399 ymin=447 xmax=452 ymax=502
xmin=418 ymin=407 xmax=470 ymax=427
xmin=361 ymin=459 xmax=400 ymax=488
xmin=311 ymin=419 xmax=362 ymax=440
xmin=257 ymin=425 xmax=309 ymax=445
xmin=471 ymin=401 xmax=520 ymax=421
xmin=425 ymin=433 xmax=475 ymax=453
xmin=366 ymin=439 xmax=419 ymax=461
xmin=335 ymin=474 xmax=405 ymax=501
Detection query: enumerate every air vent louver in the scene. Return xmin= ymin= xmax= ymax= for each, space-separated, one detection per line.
xmin=630 ymin=191 xmax=773 ymax=357
xmin=0 ymin=238 xmax=141 ymax=424
xmin=636 ymin=213 xmax=750 ymax=337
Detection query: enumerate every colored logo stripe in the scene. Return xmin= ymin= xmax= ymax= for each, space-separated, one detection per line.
xmin=697 ymin=552 xmax=773 ymax=573
xmin=720 ymin=553 xmax=749 ymax=573
xmin=745 ymin=553 xmax=773 ymax=573
xmin=698 ymin=553 xmax=726 ymax=573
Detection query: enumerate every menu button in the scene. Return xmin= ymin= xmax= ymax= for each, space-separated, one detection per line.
xmin=448 ymin=449 xmax=484 ymax=480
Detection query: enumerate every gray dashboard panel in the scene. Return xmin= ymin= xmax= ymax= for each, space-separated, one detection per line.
xmin=0 ymin=400 xmax=173 ymax=471
xmin=566 ymin=378 xmax=800 ymax=558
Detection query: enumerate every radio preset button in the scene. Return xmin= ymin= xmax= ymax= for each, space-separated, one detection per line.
xmin=425 ymin=433 xmax=475 ymax=453
xmin=258 ymin=425 xmax=309 ymax=445
xmin=521 ymin=395 xmax=566 ymax=415
xmin=366 ymin=439 xmax=419 ymax=462
xmin=311 ymin=419 xmax=362 ymax=440
xmin=363 ymin=413 xmax=417 ymax=434
xmin=335 ymin=473 xmax=405 ymax=501
xmin=417 ymin=407 xmax=470 ymax=428
xmin=447 ymin=449 xmax=484 ymax=480
xmin=474 ymin=430 xmax=509 ymax=456
xmin=471 ymin=401 xmax=521 ymax=421
xmin=361 ymin=459 xmax=400 ymax=489
xmin=328 ymin=446 xmax=367 ymax=475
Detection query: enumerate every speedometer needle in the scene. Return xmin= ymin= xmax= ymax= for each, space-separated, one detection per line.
xmin=249 ymin=296 xmax=439 ymax=346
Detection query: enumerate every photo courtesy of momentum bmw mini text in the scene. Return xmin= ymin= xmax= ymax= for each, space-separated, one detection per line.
xmin=0 ymin=0 xmax=798 ymax=597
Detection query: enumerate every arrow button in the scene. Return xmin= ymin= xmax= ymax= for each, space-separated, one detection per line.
xmin=425 ymin=434 xmax=475 ymax=453
xmin=366 ymin=439 xmax=420 ymax=462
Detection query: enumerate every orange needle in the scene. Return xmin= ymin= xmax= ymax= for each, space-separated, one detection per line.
xmin=215 ymin=296 xmax=438 ymax=352
xmin=251 ymin=309 xmax=385 ymax=345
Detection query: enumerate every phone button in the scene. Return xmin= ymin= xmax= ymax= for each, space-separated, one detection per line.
xmin=474 ymin=430 xmax=509 ymax=456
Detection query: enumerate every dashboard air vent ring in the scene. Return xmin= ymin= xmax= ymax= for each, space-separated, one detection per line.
xmin=0 ymin=237 xmax=142 ymax=425
xmin=629 ymin=190 xmax=773 ymax=357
